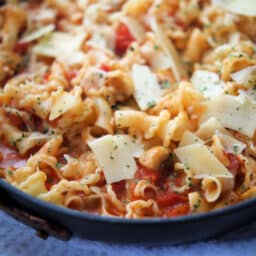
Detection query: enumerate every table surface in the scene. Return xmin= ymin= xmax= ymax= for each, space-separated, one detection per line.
xmin=1 ymin=211 xmax=256 ymax=256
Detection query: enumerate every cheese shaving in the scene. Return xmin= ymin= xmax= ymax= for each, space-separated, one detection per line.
xmin=212 ymin=0 xmax=256 ymax=17
xmin=132 ymin=64 xmax=163 ymax=110
xmin=191 ymin=70 xmax=224 ymax=98
xmin=20 ymin=24 xmax=55 ymax=43
xmin=174 ymin=143 xmax=233 ymax=178
xmin=33 ymin=30 xmax=87 ymax=61
xmin=202 ymin=94 xmax=256 ymax=138
xmin=88 ymin=135 xmax=143 ymax=184
xmin=150 ymin=17 xmax=183 ymax=81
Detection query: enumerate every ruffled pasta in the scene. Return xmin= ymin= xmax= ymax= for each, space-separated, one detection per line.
xmin=0 ymin=0 xmax=256 ymax=219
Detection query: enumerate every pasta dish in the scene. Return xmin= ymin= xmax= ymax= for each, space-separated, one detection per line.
xmin=0 ymin=0 xmax=256 ymax=218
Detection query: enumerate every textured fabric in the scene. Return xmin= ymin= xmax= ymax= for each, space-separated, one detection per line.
xmin=0 ymin=211 xmax=256 ymax=256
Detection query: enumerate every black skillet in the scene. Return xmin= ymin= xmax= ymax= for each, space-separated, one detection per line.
xmin=1 ymin=0 xmax=256 ymax=245
xmin=1 ymin=178 xmax=256 ymax=244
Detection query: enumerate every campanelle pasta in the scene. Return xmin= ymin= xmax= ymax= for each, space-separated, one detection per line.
xmin=0 ymin=0 xmax=256 ymax=219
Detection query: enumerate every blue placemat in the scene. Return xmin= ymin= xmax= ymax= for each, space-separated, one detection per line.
xmin=0 ymin=211 xmax=256 ymax=256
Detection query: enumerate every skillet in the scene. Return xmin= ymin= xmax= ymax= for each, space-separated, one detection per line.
xmin=1 ymin=178 xmax=256 ymax=244
xmin=0 ymin=0 xmax=256 ymax=245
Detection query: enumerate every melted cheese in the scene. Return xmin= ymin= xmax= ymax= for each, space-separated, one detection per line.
xmin=202 ymin=94 xmax=256 ymax=138
xmin=174 ymin=143 xmax=233 ymax=178
xmin=191 ymin=70 xmax=224 ymax=98
xmin=132 ymin=64 xmax=163 ymax=110
xmin=88 ymin=135 xmax=143 ymax=184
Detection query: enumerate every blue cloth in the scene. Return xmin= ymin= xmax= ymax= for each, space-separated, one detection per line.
xmin=0 ymin=211 xmax=256 ymax=256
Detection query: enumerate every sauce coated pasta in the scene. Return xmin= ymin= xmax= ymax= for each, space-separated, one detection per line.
xmin=0 ymin=0 xmax=256 ymax=218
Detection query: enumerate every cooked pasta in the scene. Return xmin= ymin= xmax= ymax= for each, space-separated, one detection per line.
xmin=0 ymin=0 xmax=256 ymax=219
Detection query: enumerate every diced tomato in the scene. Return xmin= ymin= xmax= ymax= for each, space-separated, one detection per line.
xmin=28 ymin=2 xmax=40 ymax=10
xmin=43 ymin=72 xmax=50 ymax=82
xmin=112 ymin=180 xmax=126 ymax=200
xmin=5 ymin=112 xmax=23 ymax=129
xmin=174 ymin=18 xmax=185 ymax=28
xmin=135 ymin=166 xmax=160 ymax=183
xmin=168 ymin=6 xmax=185 ymax=28
xmin=14 ymin=41 xmax=29 ymax=55
xmin=114 ymin=23 xmax=135 ymax=56
xmin=227 ymin=153 xmax=241 ymax=176
xmin=165 ymin=203 xmax=190 ymax=217
xmin=157 ymin=189 xmax=187 ymax=208
xmin=67 ymin=70 xmax=79 ymax=81
xmin=173 ymin=175 xmax=184 ymax=187
xmin=168 ymin=6 xmax=178 ymax=16
xmin=45 ymin=170 xmax=60 ymax=190
xmin=99 ymin=64 xmax=111 ymax=72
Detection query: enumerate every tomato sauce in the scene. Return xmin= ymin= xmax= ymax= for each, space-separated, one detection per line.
xmin=112 ymin=180 xmax=126 ymax=201
xmin=14 ymin=41 xmax=29 ymax=55
xmin=226 ymin=153 xmax=241 ymax=176
xmin=45 ymin=169 xmax=60 ymax=190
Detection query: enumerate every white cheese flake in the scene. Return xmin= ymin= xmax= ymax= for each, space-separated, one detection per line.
xmin=20 ymin=24 xmax=55 ymax=43
xmin=132 ymin=64 xmax=163 ymax=110
xmin=212 ymin=0 xmax=256 ymax=17
xmin=202 ymin=94 xmax=256 ymax=138
xmin=179 ymin=131 xmax=204 ymax=147
xmin=49 ymin=92 xmax=77 ymax=121
xmin=33 ymin=30 xmax=87 ymax=61
xmin=196 ymin=117 xmax=225 ymax=140
xmin=150 ymin=17 xmax=183 ymax=81
xmin=88 ymin=135 xmax=143 ymax=184
xmin=231 ymin=65 xmax=256 ymax=87
xmin=174 ymin=143 xmax=233 ymax=178
xmin=239 ymin=88 xmax=256 ymax=104
xmin=191 ymin=70 xmax=224 ymax=98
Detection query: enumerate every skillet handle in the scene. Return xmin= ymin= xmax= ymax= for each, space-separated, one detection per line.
xmin=0 ymin=188 xmax=71 ymax=241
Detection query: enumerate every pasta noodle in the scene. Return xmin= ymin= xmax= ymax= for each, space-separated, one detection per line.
xmin=0 ymin=0 xmax=256 ymax=219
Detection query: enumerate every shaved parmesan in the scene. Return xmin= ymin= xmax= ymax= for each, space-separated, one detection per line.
xmin=20 ymin=24 xmax=55 ymax=43
xmin=191 ymin=70 xmax=224 ymax=98
xmin=202 ymin=94 xmax=256 ymax=138
xmin=179 ymin=131 xmax=204 ymax=147
xmin=196 ymin=117 xmax=224 ymax=140
xmin=212 ymin=0 xmax=256 ymax=17
xmin=33 ymin=30 xmax=86 ymax=60
xmin=88 ymin=135 xmax=143 ymax=184
xmin=174 ymin=143 xmax=232 ymax=178
xmin=239 ymin=88 xmax=256 ymax=104
xmin=150 ymin=50 xmax=173 ymax=71
xmin=132 ymin=64 xmax=163 ymax=110
xmin=216 ymin=131 xmax=246 ymax=154
xmin=231 ymin=65 xmax=256 ymax=87
xmin=150 ymin=18 xmax=183 ymax=81
xmin=49 ymin=92 xmax=77 ymax=121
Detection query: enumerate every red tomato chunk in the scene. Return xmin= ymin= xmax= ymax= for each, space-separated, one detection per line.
xmin=114 ymin=23 xmax=135 ymax=56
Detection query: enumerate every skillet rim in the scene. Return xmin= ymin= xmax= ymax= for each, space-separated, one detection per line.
xmin=1 ymin=178 xmax=256 ymax=224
